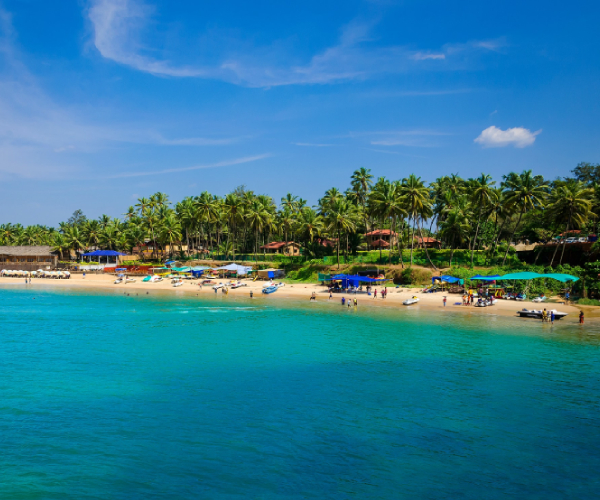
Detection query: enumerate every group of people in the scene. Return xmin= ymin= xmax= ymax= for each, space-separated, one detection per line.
xmin=541 ymin=308 xmax=556 ymax=324
xmin=461 ymin=293 xmax=476 ymax=306
xmin=371 ymin=288 xmax=388 ymax=299
xmin=341 ymin=296 xmax=358 ymax=308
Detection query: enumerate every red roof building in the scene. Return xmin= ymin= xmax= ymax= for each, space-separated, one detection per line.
xmin=259 ymin=241 xmax=302 ymax=256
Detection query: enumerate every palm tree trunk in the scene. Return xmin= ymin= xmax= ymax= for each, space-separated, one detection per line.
xmin=418 ymin=218 xmax=438 ymax=270
xmin=409 ymin=214 xmax=416 ymax=265
xmin=471 ymin=215 xmax=482 ymax=267
xmin=337 ymin=226 xmax=341 ymax=270
xmin=558 ymin=216 xmax=572 ymax=266
xmin=502 ymin=211 xmax=524 ymax=265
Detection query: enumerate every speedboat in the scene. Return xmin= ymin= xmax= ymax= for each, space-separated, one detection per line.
xmin=212 ymin=283 xmax=225 ymax=290
xmin=172 ymin=278 xmax=184 ymax=287
xmin=114 ymin=277 xmax=124 ymax=284
xmin=150 ymin=275 xmax=163 ymax=283
xmin=262 ymin=285 xmax=278 ymax=294
xmin=230 ymin=281 xmax=247 ymax=289
xmin=403 ymin=296 xmax=419 ymax=305
xmin=262 ymin=281 xmax=275 ymax=288
xmin=517 ymin=308 xmax=568 ymax=320
xmin=125 ymin=277 xmax=136 ymax=283
xmin=475 ymin=297 xmax=497 ymax=307
xmin=532 ymin=296 xmax=547 ymax=303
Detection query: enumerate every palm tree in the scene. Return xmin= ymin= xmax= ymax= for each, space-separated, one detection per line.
xmin=400 ymin=174 xmax=431 ymax=265
xmin=439 ymin=207 xmax=471 ymax=267
xmin=324 ymin=198 xmax=357 ymax=269
xmin=159 ymin=215 xmax=182 ymax=258
xmin=548 ymin=180 xmax=595 ymax=266
xmin=281 ymin=193 xmax=300 ymax=213
xmin=63 ymin=226 xmax=86 ymax=259
xmin=295 ymin=207 xmax=325 ymax=250
xmin=52 ymin=233 xmax=69 ymax=260
xmin=370 ymin=179 xmax=407 ymax=265
xmin=351 ymin=167 xmax=374 ymax=232
xmin=501 ymin=171 xmax=549 ymax=264
xmin=467 ymin=174 xmax=496 ymax=267
xmin=224 ymin=193 xmax=243 ymax=260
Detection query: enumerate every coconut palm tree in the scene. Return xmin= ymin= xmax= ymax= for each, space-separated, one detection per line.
xmin=400 ymin=174 xmax=431 ymax=265
xmin=159 ymin=215 xmax=182 ymax=258
xmin=439 ymin=207 xmax=471 ymax=267
xmin=351 ymin=167 xmax=374 ymax=232
xmin=547 ymin=180 xmax=595 ymax=266
xmin=467 ymin=174 xmax=497 ymax=267
xmin=369 ymin=179 xmax=407 ymax=265
xmin=324 ymin=198 xmax=357 ymax=269
xmin=501 ymin=170 xmax=549 ymax=264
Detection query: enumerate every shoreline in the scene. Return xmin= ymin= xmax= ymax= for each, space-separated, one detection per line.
xmin=0 ymin=273 xmax=587 ymax=324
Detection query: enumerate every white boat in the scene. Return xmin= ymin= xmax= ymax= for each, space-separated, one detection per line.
xmin=262 ymin=281 xmax=275 ymax=288
xmin=403 ymin=296 xmax=419 ymax=305
xmin=230 ymin=281 xmax=247 ymax=289
xmin=114 ymin=277 xmax=124 ymax=284
xmin=517 ymin=308 xmax=568 ymax=320
xmin=532 ymin=296 xmax=547 ymax=303
xmin=212 ymin=283 xmax=225 ymax=290
xmin=125 ymin=278 xmax=136 ymax=283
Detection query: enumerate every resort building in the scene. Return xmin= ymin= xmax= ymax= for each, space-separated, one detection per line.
xmin=416 ymin=237 xmax=442 ymax=249
xmin=365 ymin=230 xmax=398 ymax=249
xmin=260 ymin=241 xmax=302 ymax=256
xmin=0 ymin=246 xmax=58 ymax=271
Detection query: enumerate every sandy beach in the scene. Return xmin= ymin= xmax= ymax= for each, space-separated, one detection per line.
xmin=1 ymin=273 xmax=584 ymax=323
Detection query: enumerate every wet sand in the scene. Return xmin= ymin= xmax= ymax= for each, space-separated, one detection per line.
xmin=1 ymin=273 xmax=584 ymax=324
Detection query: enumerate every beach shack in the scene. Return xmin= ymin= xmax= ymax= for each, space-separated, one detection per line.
xmin=257 ymin=268 xmax=285 ymax=280
xmin=0 ymin=246 xmax=58 ymax=271
xmin=259 ymin=241 xmax=302 ymax=256
xmin=431 ymin=275 xmax=464 ymax=292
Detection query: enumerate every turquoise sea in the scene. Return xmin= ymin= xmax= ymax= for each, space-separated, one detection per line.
xmin=1 ymin=286 xmax=599 ymax=499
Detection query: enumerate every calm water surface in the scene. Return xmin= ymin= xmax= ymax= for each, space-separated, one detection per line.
xmin=1 ymin=286 xmax=599 ymax=499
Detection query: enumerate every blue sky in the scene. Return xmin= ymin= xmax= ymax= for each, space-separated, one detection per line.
xmin=1 ymin=0 xmax=599 ymax=225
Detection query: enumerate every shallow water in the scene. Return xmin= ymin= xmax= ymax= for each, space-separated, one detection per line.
xmin=1 ymin=286 xmax=599 ymax=499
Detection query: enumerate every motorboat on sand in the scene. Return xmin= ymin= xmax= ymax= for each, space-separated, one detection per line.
xmin=517 ymin=308 xmax=568 ymax=320
xmin=403 ymin=296 xmax=419 ymax=305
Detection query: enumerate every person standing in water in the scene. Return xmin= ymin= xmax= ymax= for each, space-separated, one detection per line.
xmin=341 ymin=297 xmax=346 ymax=306
xmin=373 ymin=289 xmax=377 ymax=299
xmin=443 ymin=296 xmax=447 ymax=307
xmin=550 ymin=310 xmax=555 ymax=324
xmin=579 ymin=310 xmax=584 ymax=324
xmin=250 ymin=290 xmax=253 ymax=298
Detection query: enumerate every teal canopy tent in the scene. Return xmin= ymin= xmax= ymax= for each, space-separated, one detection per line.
xmin=470 ymin=274 xmax=501 ymax=281
xmin=542 ymin=273 xmax=579 ymax=283
xmin=500 ymin=272 xmax=579 ymax=282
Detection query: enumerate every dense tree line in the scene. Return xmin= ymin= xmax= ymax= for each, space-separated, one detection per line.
xmin=1 ymin=163 xmax=598 ymax=268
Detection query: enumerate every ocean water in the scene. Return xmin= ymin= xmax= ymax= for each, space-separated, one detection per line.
xmin=1 ymin=286 xmax=599 ymax=499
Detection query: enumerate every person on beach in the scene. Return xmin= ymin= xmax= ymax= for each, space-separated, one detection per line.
xmin=443 ymin=296 xmax=447 ymax=307
xmin=341 ymin=297 xmax=345 ymax=306
xmin=329 ymin=290 xmax=332 ymax=300
xmin=579 ymin=311 xmax=584 ymax=324
xmin=250 ymin=290 xmax=253 ymax=298
xmin=542 ymin=309 xmax=547 ymax=322
xmin=374 ymin=289 xmax=377 ymax=299
xmin=565 ymin=291 xmax=570 ymax=304
xmin=550 ymin=310 xmax=555 ymax=324
xmin=354 ymin=298 xmax=357 ymax=307
xmin=462 ymin=295 xmax=466 ymax=306
xmin=83 ymin=272 xmax=86 ymax=279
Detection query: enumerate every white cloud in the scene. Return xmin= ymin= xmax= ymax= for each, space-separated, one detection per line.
xmin=109 ymin=154 xmax=271 ymax=178
xmin=87 ymin=0 xmax=505 ymax=87
xmin=474 ymin=126 xmax=541 ymax=148
xmin=412 ymin=52 xmax=445 ymax=61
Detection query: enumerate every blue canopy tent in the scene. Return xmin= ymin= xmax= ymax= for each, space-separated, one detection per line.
xmin=81 ymin=250 xmax=127 ymax=266
xmin=191 ymin=266 xmax=210 ymax=278
xmin=332 ymin=274 xmax=390 ymax=288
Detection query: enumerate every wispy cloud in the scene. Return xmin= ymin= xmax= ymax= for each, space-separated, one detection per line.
xmin=109 ymin=154 xmax=271 ymax=178
xmin=412 ymin=52 xmax=445 ymax=61
xmin=343 ymin=129 xmax=449 ymax=147
xmin=88 ymin=0 xmax=506 ymax=87
xmin=474 ymin=126 xmax=541 ymax=148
